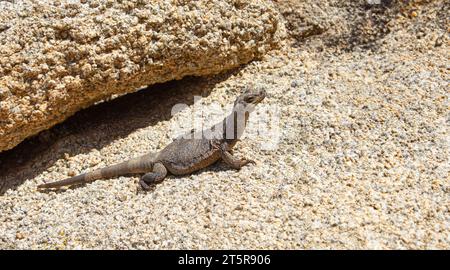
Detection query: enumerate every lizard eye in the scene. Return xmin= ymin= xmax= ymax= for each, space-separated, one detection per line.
xmin=245 ymin=96 xmax=255 ymax=103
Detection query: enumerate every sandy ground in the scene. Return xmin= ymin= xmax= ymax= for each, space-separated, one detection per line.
xmin=0 ymin=1 xmax=449 ymax=249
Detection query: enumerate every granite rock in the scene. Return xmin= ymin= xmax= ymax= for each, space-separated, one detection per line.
xmin=0 ymin=0 xmax=285 ymax=152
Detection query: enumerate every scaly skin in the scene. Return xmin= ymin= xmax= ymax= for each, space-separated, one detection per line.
xmin=38 ymin=89 xmax=266 ymax=190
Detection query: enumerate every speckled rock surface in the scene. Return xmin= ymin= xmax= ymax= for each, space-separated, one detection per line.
xmin=0 ymin=0 xmax=284 ymax=152
xmin=0 ymin=0 xmax=448 ymax=249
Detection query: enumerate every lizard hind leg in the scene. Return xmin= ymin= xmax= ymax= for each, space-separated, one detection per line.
xmin=139 ymin=162 xmax=167 ymax=191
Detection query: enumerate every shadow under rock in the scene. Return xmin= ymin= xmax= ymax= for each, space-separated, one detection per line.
xmin=0 ymin=70 xmax=242 ymax=195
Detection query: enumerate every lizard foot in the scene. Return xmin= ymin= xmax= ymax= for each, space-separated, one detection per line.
xmin=237 ymin=158 xmax=256 ymax=169
xmin=139 ymin=162 xmax=168 ymax=191
xmin=139 ymin=178 xmax=152 ymax=191
xmin=243 ymin=158 xmax=256 ymax=166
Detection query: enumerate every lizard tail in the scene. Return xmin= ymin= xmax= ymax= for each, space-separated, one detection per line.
xmin=37 ymin=172 xmax=91 ymax=189
xmin=38 ymin=154 xmax=154 ymax=189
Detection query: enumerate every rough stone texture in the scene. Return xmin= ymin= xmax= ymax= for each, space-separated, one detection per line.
xmin=0 ymin=0 xmax=284 ymax=152
xmin=0 ymin=0 xmax=449 ymax=249
xmin=275 ymin=0 xmax=434 ymax=50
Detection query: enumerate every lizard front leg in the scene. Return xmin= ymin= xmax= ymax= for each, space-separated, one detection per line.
xmin=139 ymin=162 xmax=167 ymax=190
xmin=212 ymin=140 xmax=255 ymax=170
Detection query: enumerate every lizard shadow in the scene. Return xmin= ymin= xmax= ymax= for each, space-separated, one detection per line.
xmin=0 ymin=67 xmax=246 ymax=195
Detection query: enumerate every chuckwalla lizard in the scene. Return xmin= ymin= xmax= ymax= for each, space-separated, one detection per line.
xmin=38 ymin=89 xmax=266 ymax=190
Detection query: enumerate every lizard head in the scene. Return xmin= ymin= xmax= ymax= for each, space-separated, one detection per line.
xmin=234 ymin=88 xmax=266 ymax=110
xmin=225 ymin=88 xmax=266 ymax=137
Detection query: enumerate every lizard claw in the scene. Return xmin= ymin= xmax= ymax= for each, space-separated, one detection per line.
xmin=240 ymin=158 xmax=256 ymax=167
xmin=139 ymin=179 xmax=151 ymax=191
xmin=247 ymin=159 xmax=256 ymax=165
